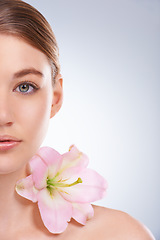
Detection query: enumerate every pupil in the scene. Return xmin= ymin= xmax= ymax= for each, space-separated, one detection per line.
xmin=20 ymin=84 xmax=29 ymax=92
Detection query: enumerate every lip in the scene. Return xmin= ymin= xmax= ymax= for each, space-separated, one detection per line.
xmin=0 ymin=135 xmax=22 ymax=151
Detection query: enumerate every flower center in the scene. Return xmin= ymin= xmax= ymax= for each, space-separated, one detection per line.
xmin=46 ymin=177 xmax=82 ymax=196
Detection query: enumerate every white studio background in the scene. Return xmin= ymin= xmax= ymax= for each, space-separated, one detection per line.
xmin=25 ymin=0 xmax=160 ymax=238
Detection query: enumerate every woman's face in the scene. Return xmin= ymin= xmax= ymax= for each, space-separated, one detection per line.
xmin=0 ymin=34 xmax=62 ymax=175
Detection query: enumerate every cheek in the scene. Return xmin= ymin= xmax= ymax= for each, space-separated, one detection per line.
xmin=15 ymin=91 xmax=52 ymax=145
xmin=0 ymin=93 xmax=52 ymax=175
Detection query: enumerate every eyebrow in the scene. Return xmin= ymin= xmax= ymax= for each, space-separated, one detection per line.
xmin=13 ymin=68 xmax=44 ymax=79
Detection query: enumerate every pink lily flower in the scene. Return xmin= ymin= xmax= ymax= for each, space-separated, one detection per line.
xmin=16 ymin=145 xmax=107 ymax=234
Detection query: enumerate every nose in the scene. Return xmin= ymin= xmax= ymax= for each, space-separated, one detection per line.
xmin=0 ymin=94 xmax=14 ymax=127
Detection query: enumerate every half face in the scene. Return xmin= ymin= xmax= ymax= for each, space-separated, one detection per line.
xmin=0 ymin=34 xmax=62 ymax=175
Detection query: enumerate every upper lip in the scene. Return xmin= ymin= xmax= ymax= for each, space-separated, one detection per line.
xmin=0 ymin=135 xmax=22 ymax=142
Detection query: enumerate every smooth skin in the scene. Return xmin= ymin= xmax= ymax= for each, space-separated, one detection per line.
xmin=0 ymin=35 xmax=154 ymax=240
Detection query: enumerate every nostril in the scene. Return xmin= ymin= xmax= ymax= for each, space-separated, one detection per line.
xmin=0 ymin=121 xmax=13 ymax=127
xmin=0 ymin=108 xmax=14 ymax=126
xmin=6 ymin=122 xmax=13 ymax=126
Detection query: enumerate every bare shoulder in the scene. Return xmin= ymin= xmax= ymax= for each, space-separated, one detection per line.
xmin=82 ymin=205 xmax=155 ymax=240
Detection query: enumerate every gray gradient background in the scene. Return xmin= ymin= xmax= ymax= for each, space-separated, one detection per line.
xmin=25 ymin=0 xmax=160 ymax=238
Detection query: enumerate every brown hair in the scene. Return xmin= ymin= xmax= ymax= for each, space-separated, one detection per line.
xmin=0 ymin=0 xmax=60 ymax=84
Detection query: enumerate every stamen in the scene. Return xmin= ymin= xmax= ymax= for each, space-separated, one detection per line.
xmin=47 ymin=177 xmax=82 ymax=189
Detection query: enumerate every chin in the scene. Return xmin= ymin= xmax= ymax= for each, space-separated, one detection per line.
xmin=0 ymin=153 xmax=27 ymax=175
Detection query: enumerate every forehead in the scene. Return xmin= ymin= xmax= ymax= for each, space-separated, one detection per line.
xmin=0 ymin=34 xmax=51 ymax=78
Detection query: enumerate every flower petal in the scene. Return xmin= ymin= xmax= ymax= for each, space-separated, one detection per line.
xmin=60 ymin=169 xmax=107 ymax=203
xmin=37 ymin=188 xmax=72 ymax=234
xmin=29 ymin=154 xmax=48 ymax=189
xmin=72 ymin=203 xmax=94 ymax=225
xmin=58 ymin=145 xmax=89 ymax=180
xmin=37 ymin=147 xmax=63 ymax=178
xmin=15 ymin=175 xmax=38 ymax=202
xmin=30 ymin=147 xmax=62 ymax=189
xmin=37 ymin=147 xmax=62 ymax=168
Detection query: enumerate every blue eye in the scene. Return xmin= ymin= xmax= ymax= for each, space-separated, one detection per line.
xmin=19 ymin=84 xmax=30 ymax=92
xmin=14 ymin=82 xmax=39 ymax=94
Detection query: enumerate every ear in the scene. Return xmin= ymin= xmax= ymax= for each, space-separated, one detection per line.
xmin=50 ymin=74 xmax=63 ymax=119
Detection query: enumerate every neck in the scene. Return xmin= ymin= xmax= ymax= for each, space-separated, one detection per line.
xmin=0 ymin=164 xmax=34 ymax=233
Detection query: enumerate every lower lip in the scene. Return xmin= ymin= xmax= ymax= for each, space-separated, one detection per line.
xmin=0 ymin=141 xmax=21 ymax=151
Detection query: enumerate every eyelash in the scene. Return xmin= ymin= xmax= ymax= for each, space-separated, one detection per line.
xmin=14 ymin=81 xmax=39 ymax=95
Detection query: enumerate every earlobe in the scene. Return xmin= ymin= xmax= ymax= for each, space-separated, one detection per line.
xmin=50 ymin=74 xmax=63 ymax=119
